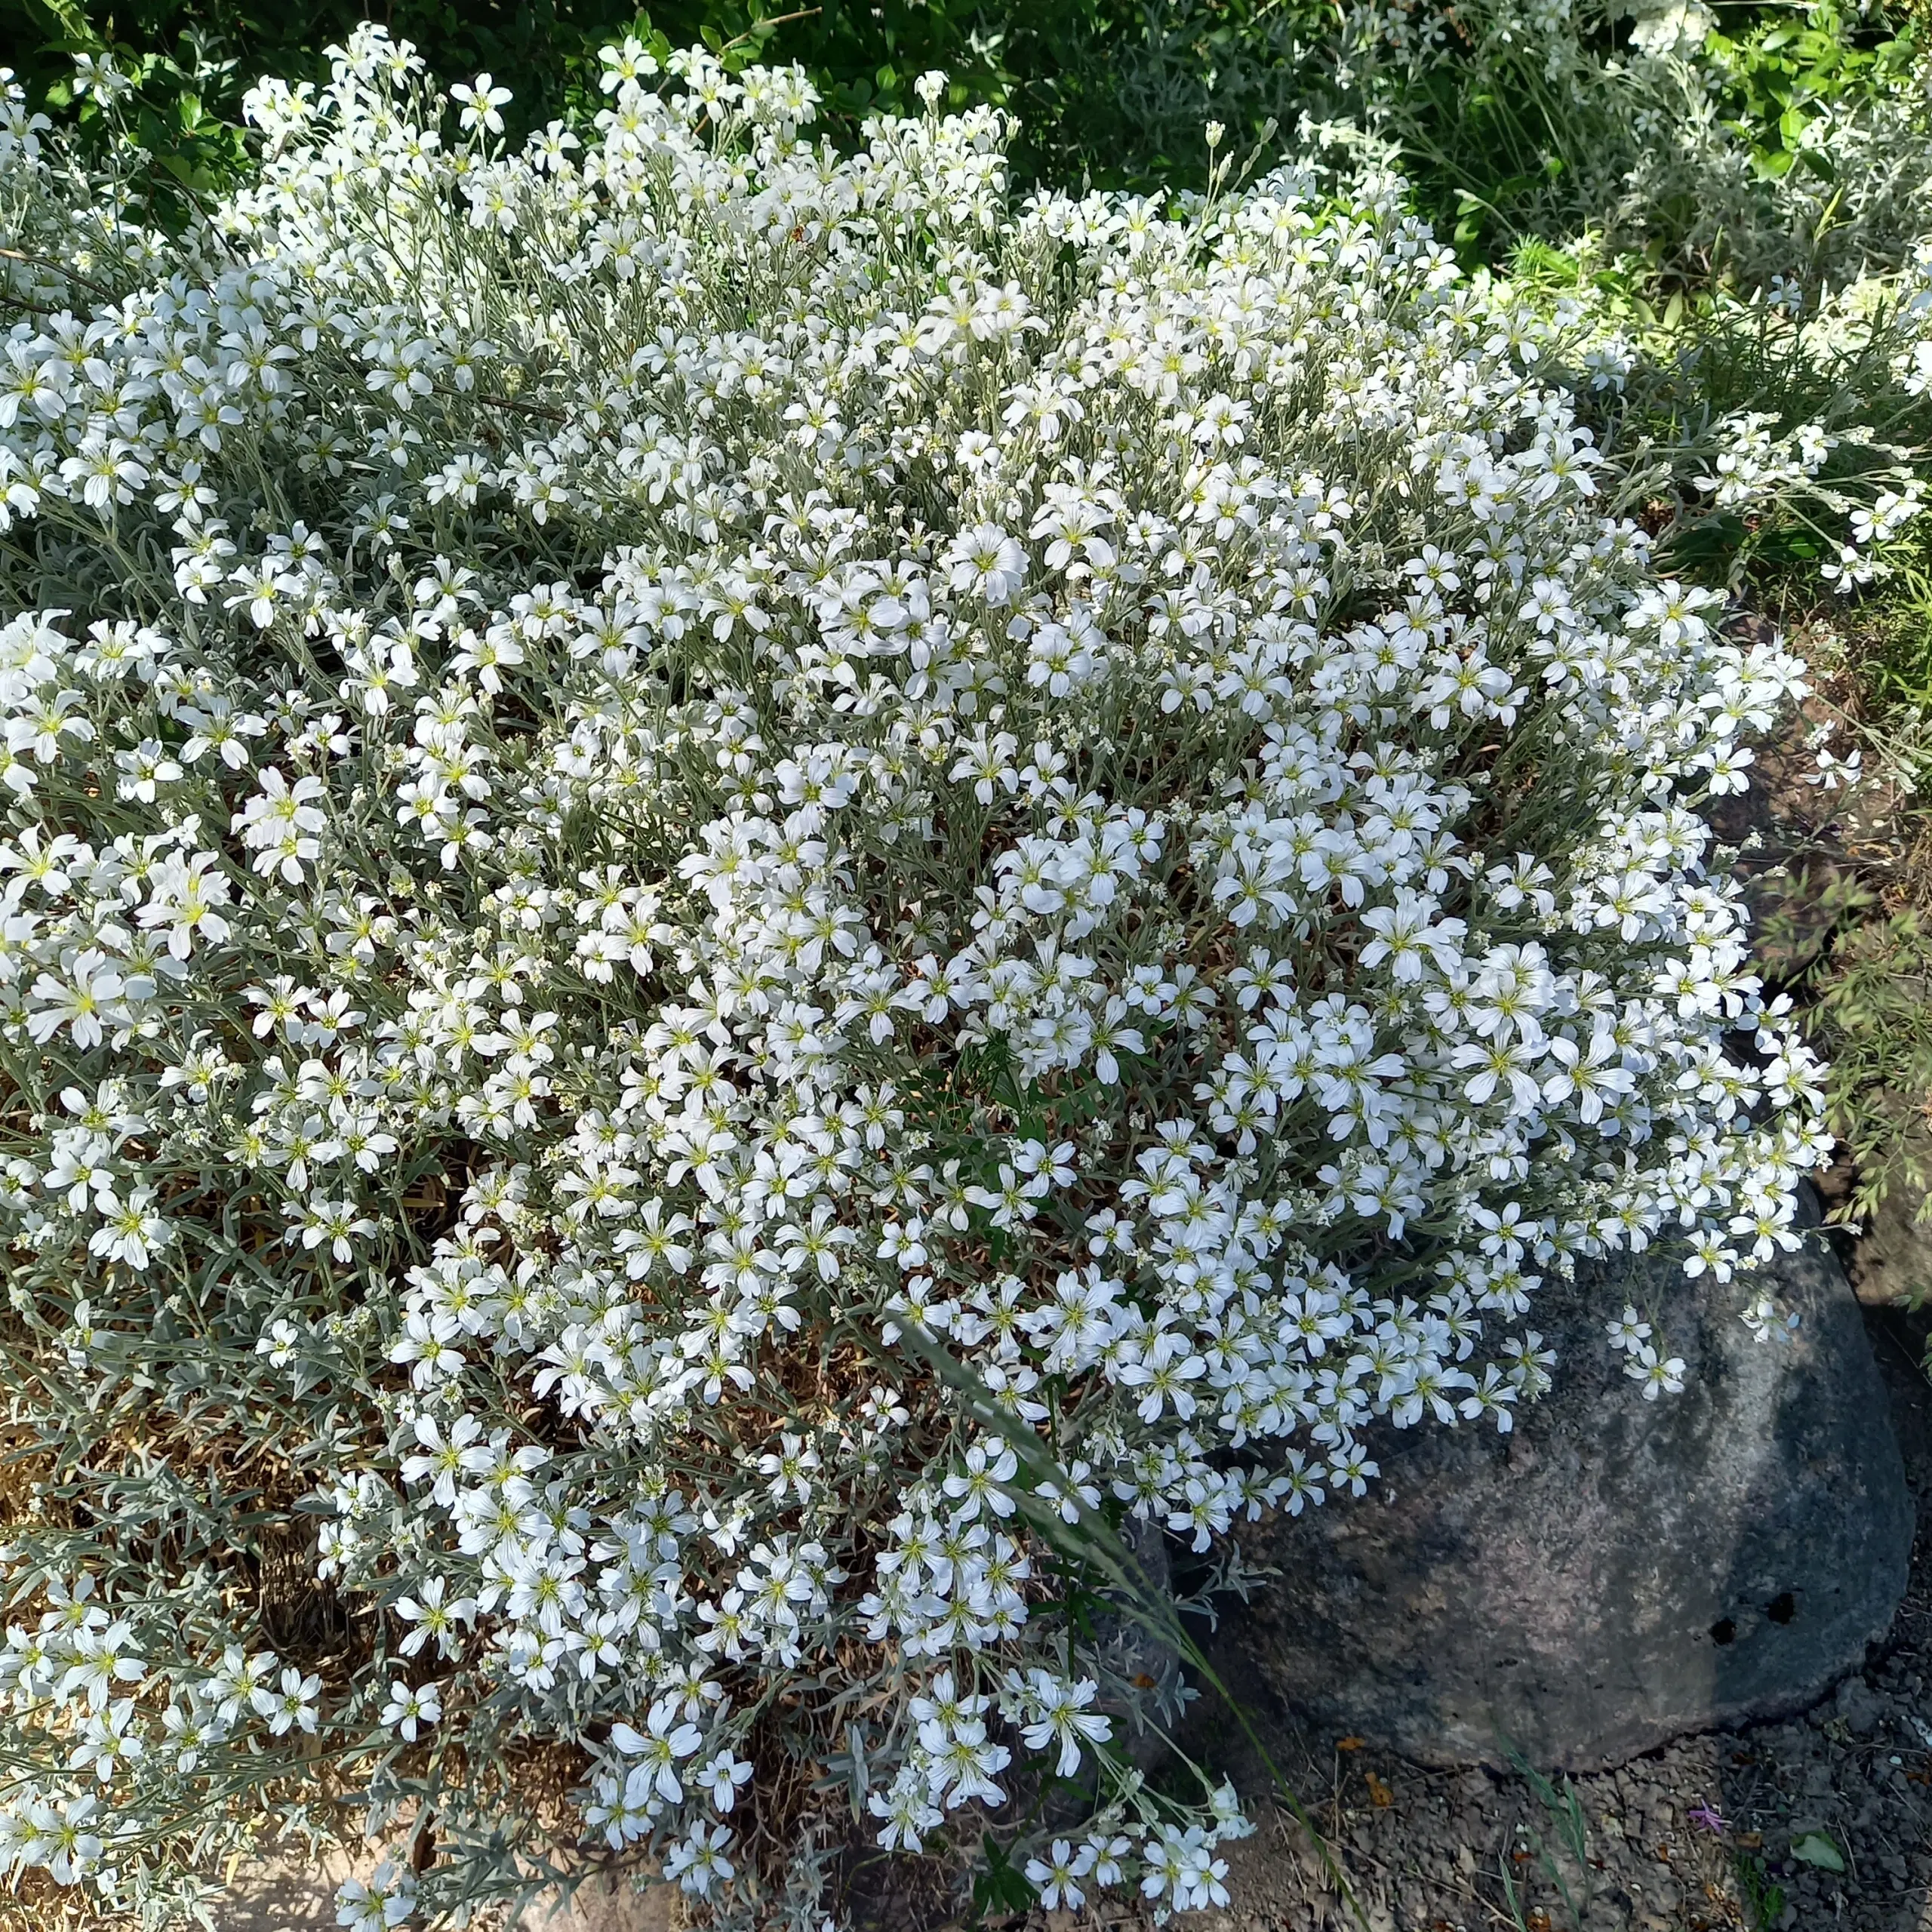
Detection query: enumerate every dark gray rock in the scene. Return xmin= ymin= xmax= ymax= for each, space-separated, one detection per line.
xmin=1204 ymin=1215 xmax=1914 ymax=1770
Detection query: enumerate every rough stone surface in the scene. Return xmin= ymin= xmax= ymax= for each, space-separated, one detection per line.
xmin=1204 ymin=1209 xmax=1914 ymax=1770
xmin=1840 ymin=1135 xmax=1932 ymax=1308
xmin=1105 ymin=1514 xmax=1189 ymax=1767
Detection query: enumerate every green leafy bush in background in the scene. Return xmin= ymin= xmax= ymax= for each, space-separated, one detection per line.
xmin=11 ymin=0 xmax=1924 ymax=270
xmin=2 ymin=0 xmax=1347 ymax=200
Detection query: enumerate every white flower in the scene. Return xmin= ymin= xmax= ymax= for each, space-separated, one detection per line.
xmin=28 ymin=950 xmax=128 ymax=1050
xmin=43 ymin=1793 xmax=103 ymax=1884
xmin=1025 ymin=1838 xmax=1097 ymax=1909
xmin=663 ymin=1820 xmax=735 ymax=1896
xmin=335 ymin=1858 xmax=417 ymax=1930
xmin=70 ymin=53 xmax=132 ymax=101
xmin=609 ymin=1695 xmax=703 ymax=1804
xmin=394 ymin=1576 xmax=478 ymax=1658
xmin=86 ymin=1186 xmax=171 ymax=1269
xmin=162 ymin=1697 xmax=225 ymax=1772
xmin=1805 ymin=743 xmax=1863 ymax=789
xmin=694 ymin=1749 xmax=753 ymax=1810
xmin=1606 ymin=1306 xmax=1651 ymax=1354
xmin=378 ymin=1678 xmax=441 ymax=1741
xmin=1016 ymin=1670 xmax=1112 ymax=1776
xmin=254 ymin=1666 xmax=321 ymax=1736
xmin=1626 ymin=1343 xmax=1687 ymax=1399
xmin=451 ymin=75 xmax=512 ymax=137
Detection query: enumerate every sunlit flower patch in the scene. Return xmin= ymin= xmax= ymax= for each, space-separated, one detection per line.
xmin=0 ymin=29 xmax=1823 ymax=1927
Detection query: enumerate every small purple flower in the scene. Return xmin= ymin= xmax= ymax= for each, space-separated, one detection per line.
xmin=1687 ymin=1802 xmax=1728 ymax=1835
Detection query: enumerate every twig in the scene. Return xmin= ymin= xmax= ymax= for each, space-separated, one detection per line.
xmin=435 ymin=383 xmax=568 ymax=425
xmin=720 ymin=8 xmax=823 ymax=53
xmin=478 ymin=392 xmax=567 ymax=424
xmin=0 ymin=246 xmax=115 ymax=303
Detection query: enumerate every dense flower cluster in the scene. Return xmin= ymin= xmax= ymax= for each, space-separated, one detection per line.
xmin=0 ymin=30 xmax=1827 ymax=1928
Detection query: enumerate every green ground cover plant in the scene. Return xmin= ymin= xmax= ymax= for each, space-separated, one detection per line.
xmin=2 ymin=0 xmax=1932 ymax=1924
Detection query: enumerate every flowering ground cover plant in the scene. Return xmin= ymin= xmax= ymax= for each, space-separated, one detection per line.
xmin=0 ymin=30 xmax=1832 ymax=1930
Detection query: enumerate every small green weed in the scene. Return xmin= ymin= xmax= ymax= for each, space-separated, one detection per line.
xmin=1706 ymin=0 xmax=1921 ymax=182
xmin=1847 ymin=534 xmax=1932 ymax=712
xmin=1495 ymin=1743 xmax=1595 ymax=1931
xmin=1732 ymin=1846 xmax=1789 ymax=1928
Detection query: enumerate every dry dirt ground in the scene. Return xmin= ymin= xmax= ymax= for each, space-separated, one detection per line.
xmin=220 ymin=1854 xmax=672 ymax=1932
